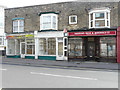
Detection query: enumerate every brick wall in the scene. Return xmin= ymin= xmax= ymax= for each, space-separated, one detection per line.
xmin=5 ymin=2 xmax=119 ymax=33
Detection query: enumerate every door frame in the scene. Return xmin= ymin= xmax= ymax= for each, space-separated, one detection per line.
xmin=56 ymin=38 xmax=64 ymax=60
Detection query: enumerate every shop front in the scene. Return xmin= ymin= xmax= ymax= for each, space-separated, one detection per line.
xmin=68 ymin=30 xmax=117 ymax=62
xmin=35 ymin=31 xmax=67 ymax=61
xmin=6 ymin=33 xmax=35 ymax=59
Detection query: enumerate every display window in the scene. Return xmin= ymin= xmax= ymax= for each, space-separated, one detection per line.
xmin=8 ymin=39 xmax=15 ymax=54
xmin=100 ymin=37 xmax=116 ymax=57
xmin=7 ymin=39 xmax=21 ymax=55
xmin=39 ymin=38 xmax=56 ymax=55
xmin=48 ymin=38 xmax=56 ymax=55
xmin=68 ymin=38 xmax=83 ymax=58
xmin=26 ymin=39 xmax=35 ymax=55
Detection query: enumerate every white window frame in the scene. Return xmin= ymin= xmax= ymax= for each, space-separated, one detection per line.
xmin=69 ymin=15 xmax=77 ymax=24
xmin=89 ymin=8 xmax=110 ymax=29
xmin=40 ymin=13 xmax=58 ymax=30
xmin=13 ymin=20 xmax=24 ymax=33
xmin=38 ymin=38 xmax=56 ymax=56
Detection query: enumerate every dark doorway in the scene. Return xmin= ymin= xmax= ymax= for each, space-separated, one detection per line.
xmin=87 ymin=37 xmax=95 ymax=60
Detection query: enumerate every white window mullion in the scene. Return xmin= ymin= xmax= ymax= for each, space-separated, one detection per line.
xmin=89 ymin=14 xmax=91 ymax=28
xmin=51 ymin=15 xmax=53 ymax=29
xmin=108 ymin=12 xmax=110 ymax=28
xmin=93 ymin=13 xmax=95 ymax=28
xmin=104 ymin=12 xmax=107 ymax=27
xmin=56 ymin=15 xmax=58 ymax=30
xmin=18 ymin=20 xmax=19 ymax=33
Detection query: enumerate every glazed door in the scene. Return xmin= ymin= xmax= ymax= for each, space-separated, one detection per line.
xmin=87 ymin=42 xmax=95 ymax=58
xmin=20 ymin=42 xmax=25 ymax=58
xmin=56 ymin=38 xmax=64 ymax=60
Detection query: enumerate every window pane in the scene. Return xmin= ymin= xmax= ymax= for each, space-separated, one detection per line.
xmin=19 ymin=20 xmax=24 ymax=26
xmin=95 ymin=20 xmax=105 ymax=27
xmin=95 ymin=13 xmax=104 ymax=19
xmin=68 ymin=38 xmax=83 ymax=58
xmin=58 ymin=42 xmax=63 ymax=55
xmin=0 ymin=38 xmax=2 ymax=45
xmin=33 ymin=45 xmax=35 ymax=54
xmin=48 ymin=38 xmax=56 ymax=55
xmin=39 ymin=38 xmax=47 ymax=55
xmin=16 ymin=39 xmax=20 ymax=54
xmin=91 ymin=21 xmax=93 ymax=27
xmin=91 ymin=13 xmax=93 ymax=20
xmin=100 ymin=37 xmax=116 ymax=57
xmin=43 ymin=16 xmax=51 ymax=23
xmin=43 ymin=23 xmax=51 ymax=29
xmin=27 ymin=45 xmax=32 ymax=54
xmin=8 ymin=39 xmax=15 ymax=54
xmin=21 ymin=43 xmax=25 ymax=54
xmin=13 ymin=21 xmax=18 ymax=26
xmin=71 ymin=17 xmax=76 ymax=22
xmin=53 ymin=16 xmax=56 ymax=29
xmin=13 ymin=27 xmax=18 ymax=32
xmin=53 ymin=16 xmax=56 ymax=23
xmin=42 ymin=16 xmax=51 ymax=29
xmin=19 ymin=27 xmax=24 ymax=32
xmin=100 ymin=44 xmax=107 ymax=56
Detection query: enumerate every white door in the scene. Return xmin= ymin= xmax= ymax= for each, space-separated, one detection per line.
xmin=20 ymin=42 xmax=25 ymax=58
xmin=56 ymin=38 xmax=64 ymax=60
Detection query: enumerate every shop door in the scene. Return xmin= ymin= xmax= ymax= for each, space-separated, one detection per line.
xmin=20 ymin=42 xmax=25 ymax=58
xmin=87 ymin=42 xmax=95 ymax=59
xmin=56 ymin=38 xmax=64 ymax=60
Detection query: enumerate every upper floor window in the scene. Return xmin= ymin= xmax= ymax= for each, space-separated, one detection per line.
xmin=69 ymin=15 xmax=77 ymax=24
xmin=40 ymin=13 xmax=58 ymax=30
xmin=89 ymin=8 xmax=110 ymax=29
xmin=13 ymin=19 xmax=24 ymax=33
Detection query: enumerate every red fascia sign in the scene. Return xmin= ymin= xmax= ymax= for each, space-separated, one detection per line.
xmin=68 ymin=31 xmax=116 ymax=36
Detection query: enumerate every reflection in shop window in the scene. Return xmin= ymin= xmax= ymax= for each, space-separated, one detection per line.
xmin=100 ymin=37 xmax=116 ymax=57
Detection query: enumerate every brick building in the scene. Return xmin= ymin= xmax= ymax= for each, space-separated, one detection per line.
xmin=5 ymin=1 xmax=120 ymax=63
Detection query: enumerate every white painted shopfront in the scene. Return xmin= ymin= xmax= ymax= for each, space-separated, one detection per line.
xmin=6 ymin=31 xmax=67 ymax=61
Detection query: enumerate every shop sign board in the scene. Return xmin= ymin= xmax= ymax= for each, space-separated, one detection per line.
xmin=68 ymin=31 xmax=116 ymax=36
xmin=7 ymin=34 xmax=34 ymax=39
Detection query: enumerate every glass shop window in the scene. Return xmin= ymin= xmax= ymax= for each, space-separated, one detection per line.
xmin=8 ymin=39 xmax=15 ymax=54
xmin=16 ymin=39 xmax=20 ymax=55
xmin=26 ymin=39 xmax=35 ymax=55
xmin=100 ymin=37 xmax=116 ymax=57
xmin=68 ymin=38 xmax=83 ymax=57
xmin=0 ymin=37 xmax=3 ymax=45
xmin=39 ymin=38 xmax=47 ymax=55
xmin=48 ymin=38 xmax=56 ymax=55
xmin=39 ymin=38 xmax=56 ymax=55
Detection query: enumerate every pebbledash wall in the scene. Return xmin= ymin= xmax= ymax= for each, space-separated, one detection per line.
xmin=5 ymin=1 xmax=120 ymax=63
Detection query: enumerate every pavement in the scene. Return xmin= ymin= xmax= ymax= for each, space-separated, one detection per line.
xmin=1 ymin=56 xmax=119 ymax=70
